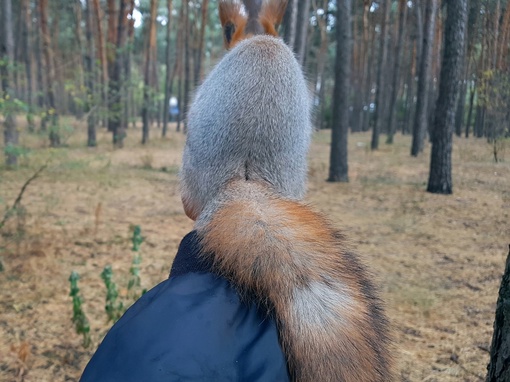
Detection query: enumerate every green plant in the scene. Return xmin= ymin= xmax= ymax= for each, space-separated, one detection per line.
xmin=100 ymin=265 xmax=124 ymax=323
xmin=128 ymin=225 xmax=146 ymax=298
xmin=69 ymin=271 xmax=91 ymax=348
xmin=131 ymin=225 xmax=144 ymax=252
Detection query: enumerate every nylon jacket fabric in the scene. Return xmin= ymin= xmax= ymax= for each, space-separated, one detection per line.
xmin=80 ymin=231 xmax=289 ymax=382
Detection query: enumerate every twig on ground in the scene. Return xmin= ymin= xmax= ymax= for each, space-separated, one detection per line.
xmin=0 ymin=164 xmax=47 ymax=230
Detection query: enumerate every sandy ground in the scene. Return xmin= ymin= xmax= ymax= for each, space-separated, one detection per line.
xmin=0 ymin=124 xmax=509 ymax=381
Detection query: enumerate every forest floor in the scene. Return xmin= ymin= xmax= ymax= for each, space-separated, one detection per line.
xmin=0 ymin=120 xmax=509 ymax=382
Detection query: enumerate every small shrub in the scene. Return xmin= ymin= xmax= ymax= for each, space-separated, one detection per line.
xmin=69 ymin=271 xmax=91 ymax=348
xmin=100 ymin=266 xmax=124 ymax=323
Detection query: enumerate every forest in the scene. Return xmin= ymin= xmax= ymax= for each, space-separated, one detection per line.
xmin=1 ymin=0 xmax=510 ymax=381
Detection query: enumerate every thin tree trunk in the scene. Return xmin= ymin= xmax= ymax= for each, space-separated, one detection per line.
xmin=194 ymin=0 xmax=209 ymax=86
xmin=85 ymin=0 xmax=97 ymax=147
xmin=92 ymin=0 xmax=108 ymax=129
xmin=283 ymin=0 xmax=298 ymax=49
xmin=182 ymin=0 xmax=191 ymax=134
xmin=411 ymin=0 xmax=437 ymax=156
xmin=386 ymin=0 xmax=408 ymax=144
xmin=371 ymin=0 xmax=391 ymax=150
xmin=427 ymin=0 xmax=467 ymax=194
xmin=163 ymin=0 xmax=174 ymax=137
xmin=110 ymin=0 xmax=129 ymax=148
xmin=328 ymin=0 xmax=351 ymax=183
xmin=142 ymin=0 xmax=159 ymax=144
xmin=2 ymin=0 xmax=18 ymax=166
xmin=295 ymin=0 xmax=311 ymax=66
xmin=403 ymin=37 xmax=417 ymax=135
xmin=498 ymin=3 xmax=510 ymax=70
xmin=74 ymin=0 xmax=86 ymax=120
xmin=465 ymin=83 xmax=476 ymax=138
xmin=312 ymin=0 xmax=329 ymax=130
xmin=175 ymin=1 xmax=185 ymax=133
xmin=35 ymin=7 xmax=46 ymax=115
xmin=124 ymin=0 xmax=135 ymax=131
xmin=22 ymin=0 xmax=36 ymax=132
xmin=39 ymin=0 xmax=60 ymax=147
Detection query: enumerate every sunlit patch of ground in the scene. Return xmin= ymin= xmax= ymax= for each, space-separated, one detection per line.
xmin=1 ymin=121 xmax=508 ymax=381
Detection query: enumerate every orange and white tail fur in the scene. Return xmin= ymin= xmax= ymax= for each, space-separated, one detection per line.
xmin=195 ymin=181 xmax=392 ymax=382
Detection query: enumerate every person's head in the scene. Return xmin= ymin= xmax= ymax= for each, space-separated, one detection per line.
xmin=180 ymin=2 xmax=312 ymax=221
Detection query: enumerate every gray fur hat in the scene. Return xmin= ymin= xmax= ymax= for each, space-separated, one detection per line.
xmin=180 ymin=35 xmax=312 ymax=219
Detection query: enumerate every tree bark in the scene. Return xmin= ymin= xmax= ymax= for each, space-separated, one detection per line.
xmin=38 ymin=0 xmax=60 ymax=147
xmin=328 ymin=0 xmax=351 ymax=183
xmin=182 ymin=0 xmax=191 ymax=134
xmin=85 ymin=0 xmax=97 ymax=147
xmin=295 ymin=0 xmax=311 ymax=66
xmin=2 ymin=0 xmax=18 ymax=166
xmin=411 ymin=0 xmax=437 ymax=156
xmin=427 ymin=0 xmax=467 ymax=195
xmin=163 ymin=0 xmax=174 ymax=137
xmin=74 ymin=0 xmax=86 ymax=120
xmin=110 ymin=0 xmax=129 ymax=148
xmin=142 ymin=0 xmax=159 ymax=144
xmin=283 ymin=0 xmax=298 ymax=49
xmin=487 ymin=246 xmax=510 ymax=381
xmin=386 ymin=0 xmax=408 ymax=144
xmin=194 ymin=0 xmax=209 ymax=86
xmin=21 ymin=0 xmax=36 ymax=132
xmin=175 ymin=1 xmax=185 ymax=133
xmin=92 ymin=0 xmax=108 ymax=129
xmin=371 ymin=0 xmax=391 ymax=150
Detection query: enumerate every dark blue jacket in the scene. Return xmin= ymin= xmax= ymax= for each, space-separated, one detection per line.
xmin=80 ymin=232 xmax=289 ymax=381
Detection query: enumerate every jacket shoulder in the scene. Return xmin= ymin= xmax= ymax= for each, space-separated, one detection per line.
xmin=80 ymin=272 xmax=288 ymax=382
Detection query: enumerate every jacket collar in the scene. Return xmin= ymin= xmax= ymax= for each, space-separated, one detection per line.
xmin=170 ymin=231 xmax=213 ymax=277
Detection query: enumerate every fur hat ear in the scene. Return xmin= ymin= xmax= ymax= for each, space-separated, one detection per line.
xmin=259 ymin=0 xmax=288 ymax=37
xmin=219 ymin=0 xmax=288 ymax=49
xmin=219 ymin=0 xmax=248 ymax=49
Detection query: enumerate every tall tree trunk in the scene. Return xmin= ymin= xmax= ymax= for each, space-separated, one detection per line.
xmin=92 ymin=0 xmax=108 ymax=129
xmin=386 ymin=0 xmax=408 ymax=144
xmin=486 ymin=246 xmax=510 ymax=382
xmin=403 ymin=37 xmax=417 ymax=135
xmin=22 ymin=0 xmax=35 ymax=132
xmin=283 ymin=0 xmax=299 ymax=49
xmin=85 ymin=0 xmax=97 ymax=147
xmin=427 ymin=0 xmax=467 ymax=194
xmin=371 ymin=0 xmax=391 ymax=150
xmin=163 ymin=0 xmax=174 ymax=137
xmin=142 ymin=0 xmax=159 ymax=144
xmin=35 ymin=7 xmax=46 ymax=116
xmin=295 ymin=0 xmax=311 ymax=66
xmin=354 ymin=0 xmax=371 ymax=133
xmin=498 ymin=3 xmax=510 ymax=70
xmin=2 ymin=0 xmax=18 ymax=166
xmin=38 ymin=0 xmax=60 ymax=147
xmin=124 ymin=0 xmax=135 ymax=132
xmin=182 ymin=0 xmax=191 ymax=134
xmin=328 ymin=0 xmax=352 ymax=183
xmin=194 ymin=0 xmax=209 ymax=86
xmin=110 ymin=0 xmax=129 ymax=148
xmin=312 ymin=0 xmax=329 ymax=131
xmin=74 ymin=0 xmax=85 ymax=120
xmin=175 ymin=1 xmax=185 ymax=133
xmin=411 ymin=0 xmax=438 ymax=156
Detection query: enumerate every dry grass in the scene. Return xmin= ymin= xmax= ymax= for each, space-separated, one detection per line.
xmin=0 ymin=122 xmax=509 ymax=382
